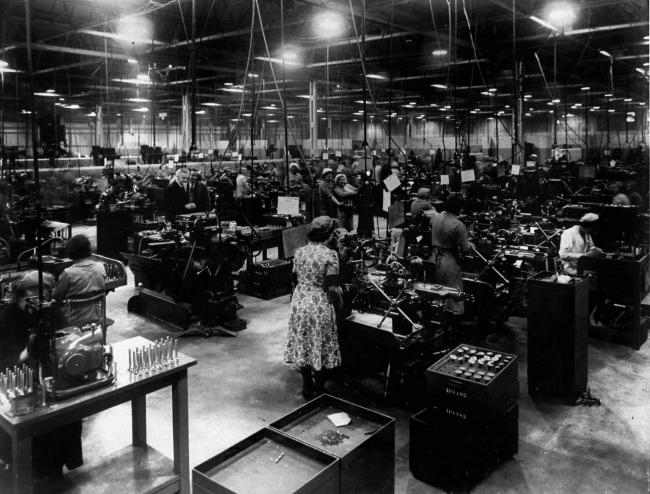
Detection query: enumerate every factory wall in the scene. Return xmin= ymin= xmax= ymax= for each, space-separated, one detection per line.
xmin=1 ymin=110 xmax=647 ymax=163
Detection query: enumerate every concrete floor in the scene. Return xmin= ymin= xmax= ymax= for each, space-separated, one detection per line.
xmin=8 ymin=222 xmax=650 ymax=493
xmin=63 ymin=266 xmax=648 ymax=494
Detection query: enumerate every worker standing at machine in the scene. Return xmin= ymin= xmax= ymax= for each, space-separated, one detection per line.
xmin=235 ymin=167 xmax=252 ymax=200
xmin=559 ymin=213 xmax=604 ymax=275
xmin=318 ymin=168 xmax=341 ymax=217
xmin=333 ymin=173 xmax=358 ymax=231
xmin=284 ymin=216 xmax=342 ymax=399
xmin=429 ymin=194 xmax=474 ymax=315
xmin=163 ymin=168 xmax=195 ymax=221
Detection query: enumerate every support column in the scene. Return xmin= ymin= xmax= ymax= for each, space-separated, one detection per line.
xmin=309 ymin=80 xmax=318 ymax=156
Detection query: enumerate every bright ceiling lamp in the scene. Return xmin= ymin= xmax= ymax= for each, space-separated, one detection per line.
xmin=432 ymin=49 xmax=448 ymax=56
xmin=133 ymin=107 xmax=149 ymax=112
xmin=202 ymin=102 xmax=221 ymax=107
xmin=34 ymin=91 xmax=60 ymax=97
xmin=314 ymin=12 xmax=345 ymax=39
xmin=580 ymin=86 xmax=590 ymax=91
xmin=367 ymin=74 xmax=386 ymax=80
xmin=431 ymin=83 xmax=447 ymax=89
xmin=546 ymin=2 xmax=576 ymax=31
xmin=127 ymin=97 xmax=150 ymax=103
xmin=116 ymin=16 xmax=153 ymax=45
xmin=127 ymin=58 xmax=138 ymax=64
xmin=0 ymin=60 xmax=7 ymax=68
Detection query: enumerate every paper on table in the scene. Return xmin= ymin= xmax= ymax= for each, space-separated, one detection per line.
xmin=383 ymin=173 xmax=401 ymax=192
xmin=440 ymin=174 xmax=450 ymax=185
xmin=327 ymin=412 xmax=352 ymax=427
xmin=382 ymin=189 xmax=391 ymax=212
xmin=511 ymin=164 xmax=521 ymax=176
xmin=277 ymin=196 xmax=300 ymax=216
xmin=461 ymin=169 xmax=475 ymax=182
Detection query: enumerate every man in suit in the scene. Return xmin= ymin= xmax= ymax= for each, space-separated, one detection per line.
xmin=189 ymin=169 xmax=211 ymax=212
xmin=164 ymin=168 xmax=195 ymax=221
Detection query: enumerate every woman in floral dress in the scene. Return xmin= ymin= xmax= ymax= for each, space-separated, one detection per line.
xmin=284 ymin=216 xmax=342 ymax=399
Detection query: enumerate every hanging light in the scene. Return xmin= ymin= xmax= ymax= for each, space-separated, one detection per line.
xmin=432 ymin=49 xmax=448 ymax=56
xmin=313 ymin=12 xmax=345 ymax=39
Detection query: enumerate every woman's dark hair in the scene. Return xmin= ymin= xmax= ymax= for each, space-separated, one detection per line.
xmin=66 ymin=234 xmax=92 ymax=260
xmin=444 ymin=194 xmax=464 ymax=215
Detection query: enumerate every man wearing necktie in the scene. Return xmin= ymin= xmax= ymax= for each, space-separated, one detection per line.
xmin=163 ymin=168 xmax=196 ymax=221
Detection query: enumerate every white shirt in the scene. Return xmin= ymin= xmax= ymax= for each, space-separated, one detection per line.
xmin=235 ymin=173 xmax=251 ymax=199
xmin=559 ymin=224 xmax=595 ymax=275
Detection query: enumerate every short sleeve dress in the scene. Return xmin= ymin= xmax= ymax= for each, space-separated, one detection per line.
xmin=283 ymin=242 xmax=341 ymax=371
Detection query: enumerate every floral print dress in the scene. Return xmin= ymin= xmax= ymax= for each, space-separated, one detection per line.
xmin=284 ymin=242 xmax=341 ymax=370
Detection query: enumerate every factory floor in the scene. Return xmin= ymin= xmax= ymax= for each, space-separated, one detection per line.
xmin=10 ymin=223 xmax=650 ymax=493
xmin=80 ymin=275 xmax=649 ymax=493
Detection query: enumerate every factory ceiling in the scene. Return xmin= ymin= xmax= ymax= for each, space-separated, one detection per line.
xmin=0 ymin=0 xmax=647 ymax=124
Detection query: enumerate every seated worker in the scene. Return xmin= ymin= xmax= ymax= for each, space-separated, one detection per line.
xmin=163 ymin=168 xmax=195 ymax=221
xmin=188 ymin=169 xmax=211 ymax=212
xmin=54 ymin=234 xmax=106 ymax=327
xmin=559 ymin=213 xmax=604 ymax=276
xmin=0 ymin=271 xmax=82 ymax=482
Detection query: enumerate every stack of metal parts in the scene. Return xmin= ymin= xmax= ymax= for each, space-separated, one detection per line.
xmin=0 ymin=364 xmax=36 ymax=416
xmin=127 ymin=337 xmax=179 ymax=376
xmin=409 ymin=344 xmax=519 ymax=490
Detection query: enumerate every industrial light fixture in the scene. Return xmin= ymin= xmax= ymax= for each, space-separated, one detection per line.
xmin=524 ymin=94 xmax=532 ymax=99
xmin=367 ymin=74 xmax=386 ymax=80
xmin=127 ymin=58 xmax=138 ymax=64
xmin=127 ymin=97 xmax=150 ymax=103
xmin=86 ymin=111 xmax=97 ymax=117
xmin=224 ymin=82 xmax=234 ymax=86
xmin=432 ymin=49 xmax=448 ymax=56
xmin=313 ymin=12 xmax=345 ymax=38
xmin=195 ymin=110 xmax=206 ymax=115
xmin=34 ymin=91 xmax=60 ymax=97
xmin=608 ymin=109 xmax=615 ymax=113
xmin=222 ymin=87 xmax=244 ymax=93
xmin=604 ymin=93 xmax=613 ymax=97
xmin=552 ymin=98 xmax=560 ymax=103
xmin=112 ymin=77 xmax=153 ymax=85
xmin=480 ymin=91 xmax=494 ymax=96
xmin=580 ymin=86 xmax=590 ymax=91
xmin=488 ymin=88 xmax=498 ymax=92
xmin=599 ymin=50 xmax=612 ymax=58
xmin=529 ymin=16 xmax=559 ymax=32
xmin=202 ymin=102 xmax=221 ymax=107
xmin=65 ymin=104 xmax=80 ymax=110
xmin=133 ymin=107 xmax=149 ymax=112
xmin=243 ymin=113 xmax=252 ymax=117
xmin=547 ymin=2 xmax=576 ymax=29
xmin=430 ymin=83 xmax=447 ymax=89
xmin=296 ymin=94 xmax=310 ymax=99
xmin=116 ymin=16 xmax=153 ymax=45
xmin=247 ymin=73 xmax=259 ymax=78
xmin=636 ymin=67 xmax=647 ymax=75
xmin=624 ymin=98 xmax=632 ymax=102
